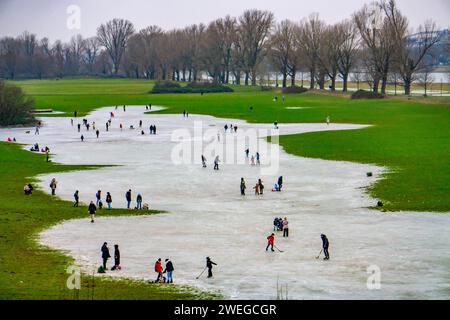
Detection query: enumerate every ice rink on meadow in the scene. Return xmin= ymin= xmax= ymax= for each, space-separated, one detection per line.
xmin=1 ymin=106 xmax=449 ymax=300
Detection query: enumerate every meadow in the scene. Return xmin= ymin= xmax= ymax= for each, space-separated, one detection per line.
xmin=0 ymin=77 xmax=449 ymax=299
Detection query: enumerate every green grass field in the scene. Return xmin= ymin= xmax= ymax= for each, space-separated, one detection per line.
xmin=1 ymin=78 xmax=449 ymax=299
xmin=0 ymin=142 xmax=218 ymax=299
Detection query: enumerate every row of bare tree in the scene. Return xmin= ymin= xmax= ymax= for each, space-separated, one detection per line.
xmin=0 ymin=0 xmax=445 ymax=95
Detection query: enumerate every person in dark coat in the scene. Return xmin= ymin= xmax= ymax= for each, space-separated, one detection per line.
xmin=101 ymin=242 xmax=111 ymax=270
xmin=126 ymin=189 xmax=132 ymax=209
xmin=111 ymin=244 xmax=121 ymax=270
xmin=73 ymin=190 xmax=79 ymax=207
xmin=278 ymin=176 xmax=283 ymax=191
xmin=206 ymin=257 xmax=217 ymax=278
xmin=321 ymin=234 xmax=330 ymax=260
xmin=88 ymin=201 xmax=96 ymax=223
xmin=163 ymin=259 xmax=174 ymax=283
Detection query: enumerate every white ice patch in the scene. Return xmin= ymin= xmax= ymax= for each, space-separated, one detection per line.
xmin=1 ymin=106 xmax=449 ymax=300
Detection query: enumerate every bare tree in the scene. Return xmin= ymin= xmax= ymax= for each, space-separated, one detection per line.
xmin=239 ymin=9 xmax=274 ymax=85
xmin=83 ymin=37 xmax=100 ymax=74
xmin=353 ymin=2 xmax=396 ymax=94
xmin=382 ymin=0 xmax=441 ymax=95
xmin=335 ymin=21 xmax=359 ymax=92
xmin=269 ymin=20 xmax=298 ymax=88
xmin=298 ymin=14 xmax=325 ymax=89
xmin=0 ymin=37 xmax=21 ymax=79
xmin=97 ymin=18 xmax=135 ymax=75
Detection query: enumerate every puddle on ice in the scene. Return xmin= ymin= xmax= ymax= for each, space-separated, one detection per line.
xmin=1 ymin=106 xmax=449 ymax=300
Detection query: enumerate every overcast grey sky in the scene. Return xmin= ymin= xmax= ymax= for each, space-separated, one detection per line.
xmin=0 ymin=0 xmax=449 ymax=41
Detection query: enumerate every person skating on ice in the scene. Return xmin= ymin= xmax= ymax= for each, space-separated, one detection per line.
xmin=201 ymin=155 xmax=207 ymax=168
xmin=163 ymin=259 xmax=174 ymax=283
xmin=154 ymin=258 xmax=163 ymax=283
xmin=321 ymin=234 xmax=330 ymax=260
xmin=282 ymin=217 xmax=289 ymax=237
xmin=266 ymin=233 xmax=275 ymax=252
xmin=214 ymin=155 xmax=220 ymax=170
xmin=206 ymin=257 xmax=217 ymax=278
xmin=101 ymin=242 xmax=110 ymax=270
xmin=240 ymin=178 xmax=246 ymax=196
xmin=88 ymin=201 xmax=96 ymax=223
xmin=111 ymin=244 xmax=121 ymax=271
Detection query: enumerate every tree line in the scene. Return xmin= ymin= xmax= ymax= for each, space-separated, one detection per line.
xmin=0 ymin=0 xmax=446 ymax=95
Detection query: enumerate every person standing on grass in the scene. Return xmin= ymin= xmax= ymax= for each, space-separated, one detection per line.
xmin=88 ymin=201 xmax=96 ymax=223
xmin=101 ymin=242 xmax=111 ymax=270
xmin=206 ymin=257 xmax=217 ymax=278
xmin=154 ymin=258 xmax=163 ymax=283
xmin=282 ymin=217 xmax=289 ymax=238
xmin=111 ymin=245 xmax=121 ymax=271
xmin=240 ymin=178 xmax=246 ymax=196
xmin=49 ymin=178 xmax=57 ymax=195
xmin=326 ymin=116 xmax=330 ymax=126
xmin=266 ymin=233 xmax=275 ymax=252
xmin=136 ymin=193 xmax=142 ymax=210
xmin=73 ymin=190 xmax=79 ymax=207
xmin=106 ymin=192 xmax=112 ymax=209
xmin=163 ymin=259 xmax=174 ymax=283
xmin=125 ymin=189 xmax=132 ymax=209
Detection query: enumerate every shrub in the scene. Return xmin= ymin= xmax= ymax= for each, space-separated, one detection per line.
xmin=151 ymin=81 xmax=233 ymax=94
xmin=351 ymin=90 xmax=384 ymax=100
xmin=0 ymin=81 xmax=35 ymax=126
xmin=282 ymin=86 xmax=309 ymax=94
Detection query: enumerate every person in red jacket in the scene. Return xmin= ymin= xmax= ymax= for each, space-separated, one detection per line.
xmin=266 ymin=233 xmax=275 ymax=252
xmin=154 ymin=258 xmax=163 ymax=283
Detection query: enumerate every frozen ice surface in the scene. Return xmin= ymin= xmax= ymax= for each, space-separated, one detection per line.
xmin=1 ymin=106 xmax=449 ymax=300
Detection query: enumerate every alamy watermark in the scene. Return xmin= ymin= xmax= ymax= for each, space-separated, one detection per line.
xmin=66 ymin=5 xmax=81 ymax=30
xmin=66 ymin=265 xmax=81 ymax=290
xmin=366 ymin=265 xmax=381 ymax=290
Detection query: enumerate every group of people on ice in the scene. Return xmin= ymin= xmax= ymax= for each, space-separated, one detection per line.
xmin=75 ymin=188 xmax=147 ymax=223
xmin=74 ymin=105 xmax=158 ymax=142
xmin=99 ymin=242 xmax=121 ymax=273
xmin=266 ymin=230 xmax=330 ymax=260
xmin=99 ymin=243 xmax=218 ymax=284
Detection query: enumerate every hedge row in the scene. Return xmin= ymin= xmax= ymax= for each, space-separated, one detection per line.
xmin=351 ymin=89 xmax=384 ymax=100
xmin=151 ymin=81 xmax=233 ymax=94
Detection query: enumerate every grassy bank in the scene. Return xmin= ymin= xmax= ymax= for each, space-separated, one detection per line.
xmin=0 ymin=142 xmax=218 ymax=299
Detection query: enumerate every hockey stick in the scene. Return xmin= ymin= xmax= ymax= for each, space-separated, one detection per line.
xmin=196 ymin=267 xmax=207 ymax=279
xmin=315 ymin=249 xmax=323 ymax=259
xmin=274 ymin=245 xmax=284 ymax=253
